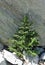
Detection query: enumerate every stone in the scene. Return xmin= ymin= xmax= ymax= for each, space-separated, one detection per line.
xmin=23 ymin=54 xmax=39 ymax=65
xmin=32 ymin=55 xmax=39 ymax=64
xmin=0 ymin=43 xmax=3 ymax=51
xmin=2 ymin=49 xmax=39 ymax=65
xmin=31 ymin=61 xmax=38 ymax=65
xmin=0 ymin=52 xmax=7 ymax=65
xmin=40 ymin=52 xmax=45 ymax=60
xmin=36 ymin=47 xmax=44 ymax=54
xmin=2 ymin=49 xmax=23 ymax=65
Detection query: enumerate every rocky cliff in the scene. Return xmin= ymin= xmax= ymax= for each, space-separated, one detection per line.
xmin=0 ymin=0 xmax=45 ymax=46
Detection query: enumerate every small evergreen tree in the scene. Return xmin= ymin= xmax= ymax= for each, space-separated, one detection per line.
xmin=8 ymin=15 xmax=39 ymax=59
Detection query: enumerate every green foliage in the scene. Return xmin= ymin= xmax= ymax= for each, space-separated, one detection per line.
xmin=8 ymin=15 xmax=39 ymax=58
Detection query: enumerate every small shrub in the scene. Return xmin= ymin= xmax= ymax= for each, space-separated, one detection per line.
xmin=8 ymin=15 xmax=39 ymax=59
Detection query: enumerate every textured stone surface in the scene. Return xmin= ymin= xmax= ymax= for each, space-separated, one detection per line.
xmin=0 ymin=52 xmax=7 ymax=65
xmin=0 ymin=43 xmax=3 ymax=50
xmin=0 ymin=0 xmax=45 ymax=46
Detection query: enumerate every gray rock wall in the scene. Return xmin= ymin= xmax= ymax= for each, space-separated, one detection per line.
xmin=0 ymin=0 xmax=45 ymax=46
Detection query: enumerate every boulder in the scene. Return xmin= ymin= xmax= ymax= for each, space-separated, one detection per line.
xmin=23 ymin=53 xmax=39 ymax=65
xmin=2 ymin=49 xmax=23 ymax=65
xmin=0 ymin=52 xmax=7 ymax=65
xmin=40 ymin=52 xmax=45 ymax=60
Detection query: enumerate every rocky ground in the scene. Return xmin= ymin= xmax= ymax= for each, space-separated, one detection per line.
xmin=0 ymin=44 xmax=45 ymax=65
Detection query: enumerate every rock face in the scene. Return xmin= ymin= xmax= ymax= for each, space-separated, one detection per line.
xmin=0 ymin=0 xmax=45 ymax=46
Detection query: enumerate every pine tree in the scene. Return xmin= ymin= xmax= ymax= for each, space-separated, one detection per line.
xmin=8 ymin=15 xmax=39 ymax=59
